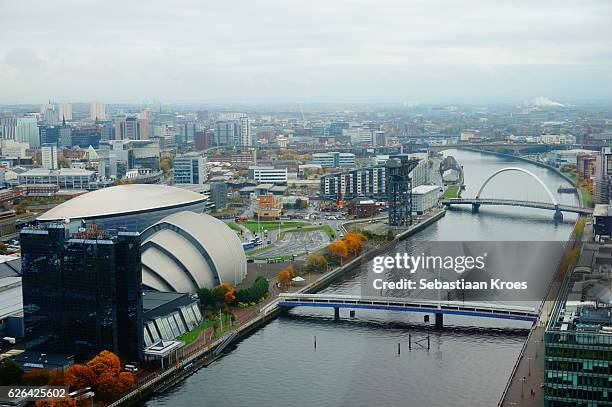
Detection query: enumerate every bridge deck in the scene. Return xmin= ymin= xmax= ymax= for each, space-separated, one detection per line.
xmin=278 ymin=293 xmax=537 ymax=322
xmin=441 ymin=198 xmax=591 ymax=214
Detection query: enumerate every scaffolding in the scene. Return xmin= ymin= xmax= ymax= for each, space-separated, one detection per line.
xmin=386 ymin=155 xmax=419 ymax=227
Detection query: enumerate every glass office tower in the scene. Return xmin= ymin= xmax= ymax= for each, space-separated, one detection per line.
xmin=544 ymin=243 xmax=612 ymax=406
xmin=21 ymin=224 xmax=143 ymax=361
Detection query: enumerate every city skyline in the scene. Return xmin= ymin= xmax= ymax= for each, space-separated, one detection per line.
xmin=1 ymin=0 xmax=611 ymax=104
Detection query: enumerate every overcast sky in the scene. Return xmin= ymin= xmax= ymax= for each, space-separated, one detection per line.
xmin=0 ymin=0 xmax=611 ymax=104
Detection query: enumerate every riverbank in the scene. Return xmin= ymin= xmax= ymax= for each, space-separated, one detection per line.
xmin=111 ymin=208 xmax=446 ymax=407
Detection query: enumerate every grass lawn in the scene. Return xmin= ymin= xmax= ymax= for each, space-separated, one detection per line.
xmin=178 ymin=314 xmax=232 ymax=345
xmin=561 ymin=169 xmax=593 ymax=208
xmin=241 ymin=220 xmax=307 ymax=233
xmin=277 ymin=225 xmax=335 ymax=240
xmin=442 ymin=185 xmax=460 ymax=199
xmin=225 ymin=221 xmax=242 ymax=232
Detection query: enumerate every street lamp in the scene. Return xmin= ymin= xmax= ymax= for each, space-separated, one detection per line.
xmin=521 ymin=376 xmax=526 ymax=398
xmin=527 ymin=357 xmax=532 ymax=376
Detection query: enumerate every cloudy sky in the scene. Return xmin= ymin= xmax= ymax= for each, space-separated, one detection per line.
xmin=0 ymin=0 xmax=611 ymax=104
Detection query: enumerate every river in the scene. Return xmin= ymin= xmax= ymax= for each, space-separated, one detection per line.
xmin=145 ymin=150 xmax=579 ymax=407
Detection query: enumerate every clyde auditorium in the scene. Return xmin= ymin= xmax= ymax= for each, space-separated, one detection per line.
xmin=36 ymin=184 xmax=247 ymax=292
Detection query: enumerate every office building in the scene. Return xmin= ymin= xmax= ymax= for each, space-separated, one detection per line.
xmin=71 ymin=126 xmax=101 ymax=148
xmin=59 ymin=125 xmax=72 ymax=148
xmin=98 ymin=139 xmax=160 ymax=178
xmin=195 ymin=130 xmax=214 ymax=150
xmin=18 ymin=168 xmax=96 ymax=189
xmin=214 ymin=120 xmax=239 ymax=147
xmin=312 ymin=152 xmax=355 ymax=168
xmin=89 ymin=102 xmax=106 ymax=120
xmin=173 ymin=154 xmax=207 ymax=185
xmin=21 ymin=224 xmax=143 ymax=361
xmin=41 ymin=143 xmax=58 ymax=170
xmin=181 ymin=122 xmax=196 ymax=145
xmin=115 ymin=117 xmax=146 ymax=140
xmin=411 ymin=185 xmax=441 ymax=214
xmin=210 ymin=182 xmax=227 ymax=210
xmin=249 ymin=166 xmax=288 ymax=184
xmin=15 ymin=117 xmax=40 ymax=148
xmin=544 ymin=243 xmax=612 ymax=406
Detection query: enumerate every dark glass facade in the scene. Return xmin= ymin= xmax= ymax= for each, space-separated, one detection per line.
xmin=544 ymin=243 xmax=612 ymax=406
xmin=21 ymin=225 xmax=143 ymax=361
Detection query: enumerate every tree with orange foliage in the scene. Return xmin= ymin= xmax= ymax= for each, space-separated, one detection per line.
xmin=48 ymin=369 xmax=65 ymax=386
xmin=64 ymin=364 xmax=96 ymax=390
xmin=96 ymin=371 xmax=135 ymax=401
xmin=329 ymin=240 xmax=348 ymax=263
xmin=34 ymin=397 xmax=77 ymax=407
xmin=86 ymin=350 xmax=121 ymax=377
xmin=344 ymin=231 xmax=366 ymax=256
xmin=211 ymin=282 xmax=235 ymax=305
xmin=277 ymin=266 xmax=294 ymax=290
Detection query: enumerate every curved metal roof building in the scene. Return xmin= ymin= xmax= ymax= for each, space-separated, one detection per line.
xmin=140 ymin=211 xmax=247 ymax=293
xmin=37 ymin=184 xmax=208 ymax=232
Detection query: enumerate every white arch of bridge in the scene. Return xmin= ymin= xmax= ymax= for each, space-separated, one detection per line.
xmin=475 ymin=167 xmax=558 ymax=207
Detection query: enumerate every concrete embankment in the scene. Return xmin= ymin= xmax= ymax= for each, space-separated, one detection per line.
xmin=112 ymin=209 xmax=446 ymax=406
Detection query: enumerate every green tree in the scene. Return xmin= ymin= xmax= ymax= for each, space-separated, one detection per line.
xmin=197 ymin=287 xmax=217 ymax=308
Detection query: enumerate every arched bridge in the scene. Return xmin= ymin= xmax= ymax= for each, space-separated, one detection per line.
xmin=441 ymin=167 xmax=590 ymax=220
xmin=277 ymin=293 xmax=538 ymax=327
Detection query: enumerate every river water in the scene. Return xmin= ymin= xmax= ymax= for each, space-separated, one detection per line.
xmin=145 ymin=150 xmax=578 ymax=407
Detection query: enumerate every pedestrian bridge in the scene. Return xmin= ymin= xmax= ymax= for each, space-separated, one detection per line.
xmin=277 ymin=293 xmax=538 ymax=326
xmin=440 ymin=167 xmax=590 ymax=220
xmin=440 ymin=198 xmax=591 ymax=216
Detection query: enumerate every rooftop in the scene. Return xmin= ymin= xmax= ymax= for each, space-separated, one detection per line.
xmin=37 ymin=184 xmax=207 ymax=221
xmin=412 ymin=184 xmax=441 ymax=194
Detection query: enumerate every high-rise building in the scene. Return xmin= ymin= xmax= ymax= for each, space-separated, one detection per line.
xmin=210 ymin=182 xmax=227 ymax=210
xmin=98 ymin=139 xmax=160 ymax=178
xmin=20 ymin=224 xmax=143 ymax=361
xmin=181 ymin=122 xmax=196 ymax=145
xmin=239 ymin=116 xmax=251 ymax=147
xmin=173 ymin=153 xmax=207 ymax=184
xmin=595 ymin=147 xmax=612 ymax=204
xmin=1 ymin=115 xmax=17 ymax=140
xmin=544 ymin=243 xmax=612 ymax=406
xmin=41 ymin=143 xmax=58 ymax=170
xmin=214 ymin=121 xmax=239 ymax=146
xmin=115 ymin=117 xmax=147 ymax=140
xmin=15 ymin=117 xmax=40 ymax=148
xmin=124 ymin=117 xmax=139 ymax=140
xmin=89 ymin=102 xmax=106 ymax=120
xmin=57 ymin=103 xmax=72 ymax=121
xmin=195 ymin=130 xmax=214 ymax=150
